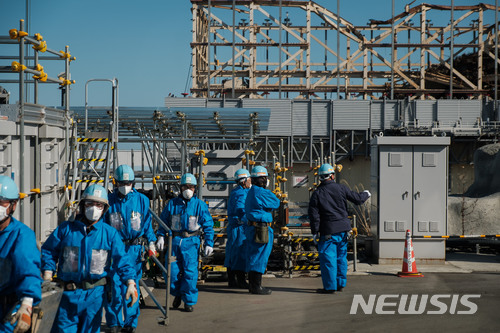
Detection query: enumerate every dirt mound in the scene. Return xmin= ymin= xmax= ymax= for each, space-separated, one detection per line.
xmin=448 ymin=143 xmax=500 ymax=235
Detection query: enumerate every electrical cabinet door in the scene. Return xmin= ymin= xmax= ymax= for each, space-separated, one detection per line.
xmin=412 ymin=146 xmax=447 ymax=236
xmin=379 ymin=146 xmax=413 ymax=239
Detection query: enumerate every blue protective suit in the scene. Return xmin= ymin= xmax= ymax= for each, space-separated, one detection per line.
xmin=318 ymin=232 xmax=348 ymax=290
xmin=224 ymin=185 xmax=249 ymax=271
xmin=0 ymin=218 xmax=42 ymax=333
xmin=104 ymin=189 xmax=156 ymax=329
xmin=308 ymin=179 xmax=369 ymax=291
xmin=244 ymin=186 xmax=280 ymax=274
xmin=41 ymin=217 xmax=136 ymax=333
xmin=158 ymin=195 xmax=214 ymax=306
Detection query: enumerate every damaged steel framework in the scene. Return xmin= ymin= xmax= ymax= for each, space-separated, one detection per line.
xmin=190 ymin=0 xmax=500 ymax=100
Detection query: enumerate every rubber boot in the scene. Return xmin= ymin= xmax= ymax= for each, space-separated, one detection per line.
xmin=248 ymin=271 xmax=272 ymax=295
xmin=172 ymin=296 xmax=181 ymax=309
xmin=235 ymin=270 xmax=249 ymax=289
xmin=227 ymin=268 xmax=237 ymax=288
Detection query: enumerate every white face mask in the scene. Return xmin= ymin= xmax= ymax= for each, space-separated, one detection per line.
xmin=85 ymin=206 xmax=103 ymax=221
xmin=118 ymin=185 xmax=132 ymax=196
xmin=0 ymin=204 xmax=9 ymax=222
xmin=266 ymin=179 xmax=270 ymax=188
xmin=182 ymin=189 xmax=194 ymax=200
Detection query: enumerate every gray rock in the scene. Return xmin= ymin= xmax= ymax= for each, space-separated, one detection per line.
xmin=465 ymin=143 xmax=500 ymax=197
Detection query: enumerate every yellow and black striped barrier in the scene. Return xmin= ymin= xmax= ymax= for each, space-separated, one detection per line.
xmin=76 ymin=179 xmax=104 ymax=183
xmin=291 ymin=237 xmax=315 ymax=244
xmin=291 ymin=252 xmax=319 ymax=258
xmin=201 ymin=265 xmax=227 ymax=272
xmin=77 ymin=138 xmax=109 ymax=142
xmin=293 ymin=265 xmax=320 ymax=271
xmin=77 ymin=158 xmax=107 ymax=162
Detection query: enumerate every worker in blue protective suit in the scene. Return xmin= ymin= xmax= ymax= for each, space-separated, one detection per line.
xmin=224 ymin=168 xmax=251 ymax=289
xmin=104 ymin=165 xmax=157 ymax=333
xmin=308 ymin=163 xmax=370 ymax=294
xmin=156 ymin=173 xmax=214 ymax=312
xmin=244 ymin=166 xmax=280 ymax=295
xmin=0 ymin=176 xmax=42 ymax=333
xmin=41 ymin=184 xmax=138 ymax=333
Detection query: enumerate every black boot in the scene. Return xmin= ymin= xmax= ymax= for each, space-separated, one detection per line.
xmin=227 ymin=268 xmax=237 ymax=288
xmin=172 ymin=296 xmax=181 ymax=309
xmin=235 ymin=270 xmax=249 ymax=289
xmin=248 ymin=271 xmax=272 ymax=295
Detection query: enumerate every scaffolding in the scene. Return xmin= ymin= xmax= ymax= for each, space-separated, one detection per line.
xmin=190 ymin=0 xmax=500 ymax=101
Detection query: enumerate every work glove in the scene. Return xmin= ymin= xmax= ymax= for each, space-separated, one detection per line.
xmin=204 ymin=246 xmax=214 ymax=256
xmin=10 ymin=297 xmax=32 ymax=333
xmin=348 ymin=228 xmax=358 ymax=240
xmin=42 ymin=270 xmax=53 ymax=281
xmin=312 ymin=234 xmax=319 ymax=246
xmin=363 ymin=190 xmax=371 ymax=198
xmin=125 ymin=280 xmax=138 ymax=308
xmin=148 ymin=242 xmax=157 ymax=257
xmin=156 ymin=236 xmax=165 ymax=251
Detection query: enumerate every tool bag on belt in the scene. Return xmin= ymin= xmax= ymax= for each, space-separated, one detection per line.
xmin=249 ymin=221 xmax=270 ymax=244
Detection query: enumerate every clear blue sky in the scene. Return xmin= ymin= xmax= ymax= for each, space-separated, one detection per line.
xmin=1 ymin=0 xmax=496 ymax=107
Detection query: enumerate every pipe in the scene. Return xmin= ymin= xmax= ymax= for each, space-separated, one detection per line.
xmin=139 ymin=279 xmax=166 ymax=317
xmin=207 ymin=0 xmax=211 ymax=98
xmin=198 ymin=153 xmax=204 ymax=200
xmin=390 ymin=0 xmax=394 ymax=100
xmin=232 ymin=0 xmax=235 ymax=98
xmin=353 ymin=215 xmax=357 ymax=272
xmin=495 ymin=0 xmax=498 ymax=119
xmin=150 ymin=209 xmax=172 ymax=325
xmin=450 ymin=0 xmax=454 ymax=99
xmin=337 ymin=0 xmax=340 ymax=99
xmin=19 ymin=19 xmax=25 ymax=222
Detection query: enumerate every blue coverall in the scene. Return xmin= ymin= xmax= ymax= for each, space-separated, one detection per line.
xmin=0 ymin=218 xmax=42 ymax=333
xmin=224 ymin=185 xmax=249 ymax=271
xmin=244 ymin=186 xmax=280 ymax=274
xmin=104 ymin=189 xmax=156 ymax=329
xmin=41 ymin=218 xmax=136 ymax=333
xmin=158 ymin=195 xmax=214 ymax=306
xmin=308 ymin=179 xmax=369 ymax=291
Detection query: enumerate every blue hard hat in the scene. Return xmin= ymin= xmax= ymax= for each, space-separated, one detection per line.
xmin=114 ymin=164 xmax=135 ymax=182
xmin=250 ymin=166 xmax=268 ymax=178
xmin=180 ymin=173 xmax=197 ymax=186
xmin=318 ymin=163 xmax=335 ymax=176
xmin=234 ymin=168 xmax=250 ymax=181
xmin=82 ymin=184 xmax=109 ymax=205
xmin=0 ymin=176 xmax=19 ymax=200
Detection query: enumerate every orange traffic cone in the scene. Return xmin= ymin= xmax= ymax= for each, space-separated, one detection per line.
xmin=397 ymin=229 xmax=424 ymax=277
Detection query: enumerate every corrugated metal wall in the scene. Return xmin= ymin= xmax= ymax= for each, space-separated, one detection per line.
xmin=291 ymin=100 xmax=309 ymax=136
xmin=416 ymin=100 xmax=436 ymax=126
xmin=164 ymin=98 xmax=492 ymax=136
xmin=311 ymin=100 xmax=330 ymax=136
xmin=332 ymin=100 xmax=370 ymax=130
xmin=242 ymin=99 xmax=292 ymax=136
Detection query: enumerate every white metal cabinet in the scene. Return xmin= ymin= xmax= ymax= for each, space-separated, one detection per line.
xmin=371 ymin=136 xmax=450 ymax=263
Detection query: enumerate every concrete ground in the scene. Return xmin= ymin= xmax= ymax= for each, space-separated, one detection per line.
xmin=131 ymin=252 xmax=500 ymax=333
